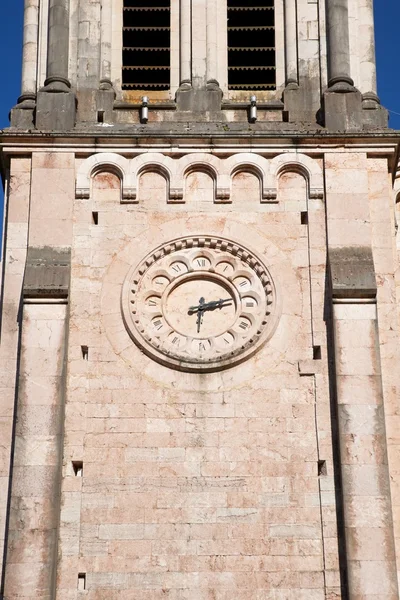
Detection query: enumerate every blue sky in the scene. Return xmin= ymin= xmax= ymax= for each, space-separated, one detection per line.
xmin=1 ymin=2 xmax=400 ymax=228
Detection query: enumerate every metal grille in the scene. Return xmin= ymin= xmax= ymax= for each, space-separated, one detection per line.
xmin=227 ymin=1 xmax=275 ymax=90
xmin=122 ymin=0 xmax=170 ymax=90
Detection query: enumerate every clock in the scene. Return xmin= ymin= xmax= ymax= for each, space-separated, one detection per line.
xmin=122 ymin=236 xmax=279 ymax=372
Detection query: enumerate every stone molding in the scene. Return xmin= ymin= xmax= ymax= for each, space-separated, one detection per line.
xmin=76 ymin=151 xmax=324 ymax=204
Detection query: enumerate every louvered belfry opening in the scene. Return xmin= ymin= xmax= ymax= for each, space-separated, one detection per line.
xmin=122 ymin=0 xmax=171 ymax=90
xmin=227 ymin=0 xmax=275 ymax=91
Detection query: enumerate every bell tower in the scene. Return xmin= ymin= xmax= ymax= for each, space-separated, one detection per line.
xmin=1 ymin=1 xmax=400 ymax=599
xmin=10 ymin=0 xmax=388 ymax=129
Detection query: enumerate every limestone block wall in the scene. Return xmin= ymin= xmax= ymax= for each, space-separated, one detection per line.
xmin=1 ymin=146 xmax=400 ymax=599
xmin=55 ymin=150 xmax=338 ymax=600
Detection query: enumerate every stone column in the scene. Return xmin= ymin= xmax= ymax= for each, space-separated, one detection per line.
xmin=324 ymin=0 xmax=386 ymax=128
xmin=324 ymin=0 xmax=363 ymax=129
xmin=358 ymin=0 xmax=376 ymax=96
xmin=284 ymin=0 xmax=298 ymax=86
xmin=21 ymin=0 xmax=40 ymax=102
xmin=358 ymin=0 xmax=386 ymax=124
xmin=36 ymin=0 xmax=76 ymax=129
xmin=325 ymin=0 xmax=353 ymax=90
xmin=10 ymin=0 xmax=39 ymax=128
xmin=180 ymin=0 xmax=192 ymax=87
xmin=100 ymin=0 xmax=112 ymax=88
xmin=206 ymin=0 xmax=219 ymax=89
xmin=45 ymin=0 xmax=70 ymax=91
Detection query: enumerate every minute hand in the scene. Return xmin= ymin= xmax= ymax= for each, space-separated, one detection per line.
xmin=189 ymin=298 xmax=232 ymax=313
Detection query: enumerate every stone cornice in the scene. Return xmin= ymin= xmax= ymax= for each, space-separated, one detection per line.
xmin=1 ymin=129 xmax=400 ymax=173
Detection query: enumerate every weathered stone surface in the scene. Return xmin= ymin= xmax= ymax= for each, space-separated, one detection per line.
xmin=329 ymin=246 xmax=376 ymax=299
xmin=35 ymin=90 xmax=76 ymax=131
xmin=324 ymin=89 xmax=363 ymax=132
xmin=24 ymin=247 xmax=71 ymax=299
xmin=175 ymin=87 xmax=223 ymax=117
xmin=10 ymin=100 xmax=35 ymax=129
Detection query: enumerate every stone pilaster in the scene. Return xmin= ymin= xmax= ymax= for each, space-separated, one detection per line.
xmin=2 ymin=248 xmax=71 ymax=600
xmin=179 ymin=0 xmax=191 ymax=88
xmin=283 ymin=0 xmax=321 ymax=123
xmin=206 ymin=0 xmax=220 ymax=92
xmin=282 ymin=0 xmax=299 ymax=121
xmin=94 ymin=0 xmax=115 ymax=124
xmin=0 ymin=158 xmax=31 ymax=591
xmin=330 ymin=252 xmax=398 ymax=599
xmin=176 ymin=0 xmax=222 ymax=115
xmin=100 ymin=0 xmax=112 ymax=85
xmin=284 ymin=0 xmax=298 ymax=87
xmin=326 ymin=153 xmax=398 ymax=597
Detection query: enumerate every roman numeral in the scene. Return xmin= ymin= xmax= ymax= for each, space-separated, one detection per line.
xmin=172 ymin=336 xmax=180 ymax=346
xmin=239 ymin=321 xmax=249 ymax=330
xmin=148 ymin=299 xmax=157 ymax=306
xmin=172 ymin=264 xmax=181 ymax=273
xmin=197 ymin=259 xmax=206 ymax=267
xmin=153 ymin=320 xmax=163 ymax=330
xmin=199 ymin=342 xmax=206 ymax=351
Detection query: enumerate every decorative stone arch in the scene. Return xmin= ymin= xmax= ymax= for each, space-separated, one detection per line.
xmin=130 ymin=153 xmax=177 ymax=202
xmin=76 ymin=153 xmax=135 ymax=202
xmin=225 ymin=153 xmax=276 ymax=202
xmin=269 ymin=153 xmax=324 ymax=200
xmin=176 ymin=154 xmax=230 ymax=203
xmin=129 ymin=154 xmax=175 ymax=204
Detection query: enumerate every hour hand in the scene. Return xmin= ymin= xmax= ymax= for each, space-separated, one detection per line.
xmin=188 ymin=298 xmax=232 ymax=314
xmin=204 ymin=298 xmax=232 ymax=311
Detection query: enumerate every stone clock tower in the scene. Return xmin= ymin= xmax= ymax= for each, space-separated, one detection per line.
xmin=2 ymin=0 xmax=400 ymax=598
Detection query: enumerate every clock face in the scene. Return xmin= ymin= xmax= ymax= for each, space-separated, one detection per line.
xmin=122 ymin=236 xmax=278 ymax=372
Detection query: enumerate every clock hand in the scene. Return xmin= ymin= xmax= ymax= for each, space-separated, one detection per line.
xmin=196 ymin=297 xmax=205 ymax=333
xmin=196 ymin=308 xmax=204 ymax=333
xmin=204 ymin=298 xmax=232 ymax=311
xmin=188 ymin=298 xmax=232 ymax=314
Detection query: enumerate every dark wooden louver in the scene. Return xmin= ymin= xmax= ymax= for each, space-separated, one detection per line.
xmin=122 ymin=0 xmax=170 ymax=90
xmin=228 ymin=0 xmax=275 ymax=90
